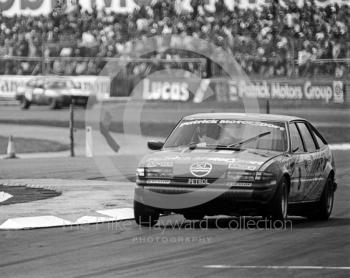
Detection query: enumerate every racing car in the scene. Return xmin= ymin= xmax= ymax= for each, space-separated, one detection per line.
xmin=134 ymin=113 xmax=337 ymax=226
xmin=16 ymin=77 xmax=92 ymax=109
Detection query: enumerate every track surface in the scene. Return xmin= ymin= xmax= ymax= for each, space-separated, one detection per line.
xmin=1 ymin=150 xmax=349 ymax=278
xmin=0 ymin=105 xmax=349 ymax=126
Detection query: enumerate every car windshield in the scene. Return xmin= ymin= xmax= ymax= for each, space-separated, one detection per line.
xmin=163 ymin=119 xmax=288 ymax=152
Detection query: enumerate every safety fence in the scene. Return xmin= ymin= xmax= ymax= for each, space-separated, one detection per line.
xmin=0 ymin=57 xmax=349 ymax=105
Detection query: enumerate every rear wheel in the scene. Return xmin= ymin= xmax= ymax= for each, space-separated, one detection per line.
xmin=134 ymin=200 xmax=159 ymax=227
xmin=307 ymin=177 xmax=334 ymax=221
xmin=266 ymin=177 xmax=289 ymax=221
xmin=19 ymin=97 xmax=31 ymax=109
xmin=49 ymin=98 xmax=62 ymax=109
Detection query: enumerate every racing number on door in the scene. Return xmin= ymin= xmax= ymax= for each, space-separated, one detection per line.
xmin=298 ymin=167 xmax=302 ymax=190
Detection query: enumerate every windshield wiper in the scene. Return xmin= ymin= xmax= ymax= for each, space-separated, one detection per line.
xmin=188 ymin=142 xmax=200 ymax=150
xmin=227 ymin=131 xmax=271 ymax=148
xmin=206 ymin=144 xmax=242 ymax=150
xmin=187 ymin=143 xmax=241 ymax=150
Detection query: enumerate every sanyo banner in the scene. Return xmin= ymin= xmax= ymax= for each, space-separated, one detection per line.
xmin=0 ymin=0 xmax=54 ymax=16
xmin=0 ymin=0 xmax=139 ymax=16
xmin=0 ymin=75 xmax=110 ymax=100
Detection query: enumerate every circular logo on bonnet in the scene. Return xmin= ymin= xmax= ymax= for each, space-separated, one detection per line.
xmin=190 ymin=162 xmax=213 ymax=177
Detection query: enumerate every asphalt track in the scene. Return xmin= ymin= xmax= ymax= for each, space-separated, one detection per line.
xmin=0 ymin=105 xmax=349 ymax=128
xmin=0 ymin=150 xmax=349 ymax=278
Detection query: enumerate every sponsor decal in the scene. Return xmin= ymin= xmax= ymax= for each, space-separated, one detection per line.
xmin=333 ymin=81 xmax=344 ymax=104
xmin=219 ymin=120 xmax=284 ymax=130
xmin=206 ymin=157 xmax=236 ymax=163
xmin=145 ymin=160 xmax=174 ymax=167
xmin=228 ymin=163 xmax=258 ymax=171
xmin=226 ymin=182 xmax=253 ymax=187
xmin=146 ymin=179 xmax=171 ymax=184
xmin=142 ymin=78 xmax=190 ymax=102
xmin=230 ymin=189 xmax=253 ymax=193
xmin=304 ymin=81 xmax=333 ymax=103
xmin=180 ymin=119 xmax=284 ymax=130
xmin=180 ymin=119 xmax=218 ymax=127
xmin=188 ymin=179 xmax=209 ymax=185
xmin=190 ymin=162 xmax=213 ymax=177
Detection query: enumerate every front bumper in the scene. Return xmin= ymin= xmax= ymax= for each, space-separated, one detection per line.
xmin=135 ymin=179 xmax=277 ymax=211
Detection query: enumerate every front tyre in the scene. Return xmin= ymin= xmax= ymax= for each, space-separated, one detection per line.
xmin=134 ymin=200 xmax=159 ymax=227
xmin=267 ymin=177 xmax=289 ymax=221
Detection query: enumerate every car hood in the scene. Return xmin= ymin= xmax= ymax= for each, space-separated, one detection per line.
xmin=140 ymin=148 xmax=282 ymax=178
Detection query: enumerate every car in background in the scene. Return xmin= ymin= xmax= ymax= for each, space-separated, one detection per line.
xmin=134 ymin=113 xmax=337 ymax=226
xmin=15 ymin=77 xmax=93 ymax=109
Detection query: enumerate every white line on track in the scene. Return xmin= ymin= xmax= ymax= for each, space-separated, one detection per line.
xmin=0 ymin=191 xmax=13 ymax=203
xmin=329 ymin=143 xmax=350 ymax=150
xmin=203 ymin=265 xmax=350 ymax=270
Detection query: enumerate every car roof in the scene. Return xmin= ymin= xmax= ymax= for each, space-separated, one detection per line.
xmin=183 ymin=113 xmax=305 ymax=123
xmin=28 ymin=76 xmax=70 ymax=82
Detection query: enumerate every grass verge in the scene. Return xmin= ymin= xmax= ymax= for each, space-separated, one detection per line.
xmin=0 ymin=136 xmax=69 ymax=154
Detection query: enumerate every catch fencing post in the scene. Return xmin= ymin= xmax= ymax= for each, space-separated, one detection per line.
xmin=266 ymin=100 xmax=270 ymax=114
xmin=86 ymin=126 xmax=93 ymax=157
xmin=69 ymin=99 xmax=75 ymax=157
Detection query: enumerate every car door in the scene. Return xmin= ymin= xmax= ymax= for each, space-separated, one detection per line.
xmin=32 ymin=79 xmax=45 ymax=102
xmin=288 ymin=122 xmax=308 ymax=203
xmin=24 ymin=79 xmax=36 ymax=101
xmin=296 ymin=122 xmax=326 ymax=201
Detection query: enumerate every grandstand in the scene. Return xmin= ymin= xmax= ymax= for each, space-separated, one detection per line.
xmin=0 ymin=0 xmax=348 ymax=78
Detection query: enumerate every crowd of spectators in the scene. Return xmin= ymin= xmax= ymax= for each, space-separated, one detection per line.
xmin=0 ymin=0 xmax=349 ymax=78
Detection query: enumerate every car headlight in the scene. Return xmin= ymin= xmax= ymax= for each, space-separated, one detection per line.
xmin=145 ymin=167 xmax=173 ymax=178
xmin=254 ymin=171 xmax=275 ymax=182
xmin=227 ymin=170 xmax=275 ymax=183
xmin=136 ymin=167 xmax=145 ymax=177
xmin=227 ymin=170 xmax=255 ymax=182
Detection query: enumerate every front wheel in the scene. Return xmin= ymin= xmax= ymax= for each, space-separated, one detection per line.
xmin=266 ymin=177 xmax=289 ymax=221
xmin=134 ymin=200 xmax=159 ymax=227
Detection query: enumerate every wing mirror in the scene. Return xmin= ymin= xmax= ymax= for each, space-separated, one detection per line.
xmin=148 ymin=141 xmax=164 ymax=150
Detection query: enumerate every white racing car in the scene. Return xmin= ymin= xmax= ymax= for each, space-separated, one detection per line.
xmin=134 ymin=113 xmax=337 ymax=226
xmin=16 ymin=77 xmax=93 ymax=109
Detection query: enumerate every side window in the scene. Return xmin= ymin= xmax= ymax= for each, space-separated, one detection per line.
xmin=311 ymin=128 xmax=326 ymax=149
xmin=27 ymin=80 xmax=36 ymax=87
xmin=296 ymin=122 xmax=317 ymax=152
xmin=289 ymin=123 xmax=304 ymax=153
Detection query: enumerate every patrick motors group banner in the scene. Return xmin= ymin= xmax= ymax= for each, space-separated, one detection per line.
xmin=140 ymin=77 xmax=346 ymax=104
xmin=206 ymin=79 xmax=345 ymax=104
